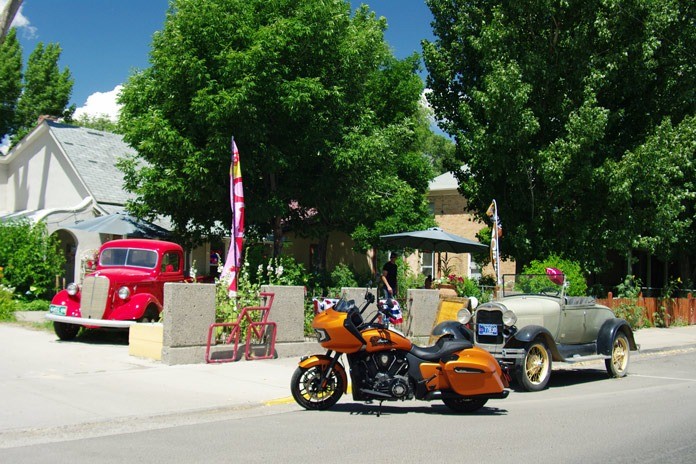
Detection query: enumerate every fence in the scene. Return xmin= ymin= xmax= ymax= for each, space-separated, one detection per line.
xmin=596 ymin=293 xmax=696 ymax=327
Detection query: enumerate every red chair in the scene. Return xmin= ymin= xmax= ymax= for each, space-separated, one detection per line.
xmin=205 ymin=292 xmax=277 ymax=363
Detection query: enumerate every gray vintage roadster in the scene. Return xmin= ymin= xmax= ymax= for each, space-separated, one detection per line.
xmin=459 ymin=272 xmax=638 ymax=391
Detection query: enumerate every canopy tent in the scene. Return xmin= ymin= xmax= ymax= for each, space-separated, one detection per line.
xmin=65 ymin=213 xmax=171 ymax=239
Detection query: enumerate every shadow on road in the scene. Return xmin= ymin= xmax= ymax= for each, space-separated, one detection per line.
xmin=326 ymin=402 xmax=508 ymax=417
xmin=70 ymin=328 xmax=130 ymax=345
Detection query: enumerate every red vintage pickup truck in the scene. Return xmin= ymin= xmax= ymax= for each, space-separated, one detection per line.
xmin=47 ymin=239 xmax=185 ymax=340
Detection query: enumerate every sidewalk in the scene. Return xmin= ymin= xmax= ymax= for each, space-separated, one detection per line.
xmin=1 ymin=322 xmax=696 ymax=447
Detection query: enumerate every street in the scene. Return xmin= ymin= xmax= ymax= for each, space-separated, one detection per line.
xmin=1 ymin=349 xmax=695 ymax=463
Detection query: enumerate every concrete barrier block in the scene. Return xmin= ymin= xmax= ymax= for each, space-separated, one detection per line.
xmin=261 ymin=285 xmax=305 ymax=343
xmin=162 ymin=345 xmax=209 ymax=365
xmin=163 ymin=283 xmax=216 ymax=348
xmin=407 ymin=289 xmax=441 ymax=337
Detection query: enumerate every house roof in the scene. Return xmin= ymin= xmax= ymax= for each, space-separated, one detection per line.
xmin=46 ymin=120 xmax=136 ymax=207
xmin=429 ymin=170 xmax=460 ymax=192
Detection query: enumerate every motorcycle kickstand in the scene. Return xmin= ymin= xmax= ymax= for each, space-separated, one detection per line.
xmin=377 ymin=400 xmax=384 ymax=418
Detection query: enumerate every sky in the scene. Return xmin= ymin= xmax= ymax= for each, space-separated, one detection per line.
xmin=3 ymin=0 xmax=436 ymax=124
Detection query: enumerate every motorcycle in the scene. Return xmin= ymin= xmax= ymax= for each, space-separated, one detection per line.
xmin=291 ymin=287 xmax=510 ymax=414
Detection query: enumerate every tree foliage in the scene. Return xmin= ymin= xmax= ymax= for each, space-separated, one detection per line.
xmin=118 ymin=0 xmax=435 ymax=266
xmin=0 ymin=28 xmax=21 ymax=140
xmin=423 ymin=0 xmax=695 ymax=276
xmin=0 ymin=30 xmax=74 ymax=145
xmin=12 ymin=41 xmax=74 ymax=143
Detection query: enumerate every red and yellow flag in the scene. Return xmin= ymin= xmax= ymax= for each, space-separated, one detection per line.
xmin=222 ymin=138 xmax=245 ymax=296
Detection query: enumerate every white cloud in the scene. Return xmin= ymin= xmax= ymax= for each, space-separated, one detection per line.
xmin=1 ymin=1 xmax=37 ymax=39
xmin=74 ymin=85 xmax=123 ymax=122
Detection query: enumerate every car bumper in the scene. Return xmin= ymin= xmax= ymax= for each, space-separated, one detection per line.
xmin=475 ymin=343 xmax=526 ymax=360
xmin=45 ymin=314 xmax=136 ymax=328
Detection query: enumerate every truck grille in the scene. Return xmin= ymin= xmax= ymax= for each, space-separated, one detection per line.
xmin=475 ymin=309 xmax=504 ymax=344
xmin=81 ymin=275 xmax=110 ymax=319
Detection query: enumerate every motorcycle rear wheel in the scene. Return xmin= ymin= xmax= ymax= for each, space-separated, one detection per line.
xmin=442 ymin=397 xmax=488 ymax=413
xmin=291 ymin=365 xmax=344 ymax=410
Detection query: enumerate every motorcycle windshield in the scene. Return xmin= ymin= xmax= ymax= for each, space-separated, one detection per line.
xmin=334 ymin=298 xmax=355 ymax=313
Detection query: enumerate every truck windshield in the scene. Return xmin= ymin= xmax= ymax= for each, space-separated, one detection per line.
xmin=100 ymin=248 xmax=158 ymax=269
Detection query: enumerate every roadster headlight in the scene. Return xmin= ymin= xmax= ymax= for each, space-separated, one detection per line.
xmin=117 ymin=286 xmax=131 ymax=300
xmin=66 ymin=283 xmax=78 ymax=296
xmin=457 ymin=308 xmax=472 ymax=324
xmin=502 ymin=310 xmax=517 ymax=327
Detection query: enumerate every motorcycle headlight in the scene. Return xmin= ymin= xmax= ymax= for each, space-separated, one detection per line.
xmin=315 ymin=328 xmax=329 ymax=343
xmin=502 ymin=310 xmax=517 ymax=327
xmin=66 ymin=283 xmax=78 ymax=296
xmin=117 ymin=286 xmax=131 ymax=300
xmin=457 ymin=308 xmax=472 ymax=324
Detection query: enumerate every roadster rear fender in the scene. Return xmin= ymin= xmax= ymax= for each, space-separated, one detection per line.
xmin=298 ymin=354 xmax=348 ymax=394
xmin=597 ymin=318 xmax=638 ymax=355
xmin=508 ymin=325 xmax=563 ymax=361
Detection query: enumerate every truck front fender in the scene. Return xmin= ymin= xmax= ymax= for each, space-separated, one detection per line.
xmin=108 ymin=294 xmax=162 ymax=321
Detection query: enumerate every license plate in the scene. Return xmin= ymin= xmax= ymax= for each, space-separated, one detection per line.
xmin=478 ymin=323 xmax=498 ymax=336
xmin=49 ymin=304 xmax=67 ymax=316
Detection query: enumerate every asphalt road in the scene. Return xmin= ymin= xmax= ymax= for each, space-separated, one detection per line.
xmin=1 ymin=348 xmax=695 ymax=464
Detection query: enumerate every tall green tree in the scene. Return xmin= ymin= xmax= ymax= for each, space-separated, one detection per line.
xmin=423 ymin=0 xmax=695 ymax=275
xmin=13 ymin=42 xmax=74 ymax=143
xmin=0 ymin=28 xmax=21 ymax=141
xmin=118 ymin=0 xmax=435 ymax=268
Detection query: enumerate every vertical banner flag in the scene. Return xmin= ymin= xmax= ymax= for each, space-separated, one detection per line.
xmin=222 ymin=137 xmax=245 ymax=296
xmin=486 ymin=200 xmax=503 ymax=289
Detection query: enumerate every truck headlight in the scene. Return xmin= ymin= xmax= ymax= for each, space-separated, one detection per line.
xmin=117 ymin=286 xmax=130 ymax=300
xmin=66 ymin=283 xmax=78 ymax=296
xmin=502 ymin=310 xmax=517 ymax=327
xmin=457 ymin=308 xmax=472 ymax=324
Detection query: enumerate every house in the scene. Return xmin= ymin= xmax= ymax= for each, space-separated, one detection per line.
xmin=0 ymin=119 xmax=190 ymax=285
xmin=410 ymin=170 xmax=515 ymax=282
xmin=1 ymin=119 xmax=508 ymax=289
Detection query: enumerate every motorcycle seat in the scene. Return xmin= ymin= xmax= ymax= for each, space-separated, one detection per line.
xmin=410 ymin=339 xmax=473 ymax=362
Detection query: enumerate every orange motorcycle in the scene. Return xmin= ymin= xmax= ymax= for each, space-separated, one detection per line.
xmin=291 ymin=289 xmax=510 ymax=413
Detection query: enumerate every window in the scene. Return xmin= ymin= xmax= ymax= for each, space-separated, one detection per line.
xmin=161 ymin=251 xmax=180 ymax=272
xmin=420 ymin=251 xmax=434 ymax=279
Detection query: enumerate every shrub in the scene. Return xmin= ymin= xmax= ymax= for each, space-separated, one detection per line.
xmin=0 ymin=285 xmax=16 ymax=321
xmin=522 ymin=255 xmax=587 ymax=296
xmin=613 ymin=301 xmax=650 ymax=330
xmin=0 ymin=219 xmax=65 ymax=299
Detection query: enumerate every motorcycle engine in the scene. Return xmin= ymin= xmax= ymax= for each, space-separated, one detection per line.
xmin=359 ymin=351 xmax=413 ymax=400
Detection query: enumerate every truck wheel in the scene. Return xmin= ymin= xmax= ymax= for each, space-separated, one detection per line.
xmin=139 ymin=306 xmax=160 ymax=323
xmin=54 ymin=322 xmax=80 ymax=341
xmin=515 ymin=340 xmax=552 ymax=391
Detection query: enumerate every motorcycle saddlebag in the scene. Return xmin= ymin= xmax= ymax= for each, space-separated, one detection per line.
xmin=443 ymin=346 xmax=506 ymax=396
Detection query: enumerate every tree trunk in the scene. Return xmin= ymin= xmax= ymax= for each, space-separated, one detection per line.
xmin=0 ymin=0 xmax=22 ymax=43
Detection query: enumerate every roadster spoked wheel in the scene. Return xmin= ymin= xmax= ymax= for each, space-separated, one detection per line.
xmin=291 ymin=365 xmax=344 ymax=410
xmin=515 ymin=341 xmax=552 ymax=391
xmin=605 ymin=332 xmax=630 ymax=378
xmin=442 ymin=397 xmax=488 ymax=413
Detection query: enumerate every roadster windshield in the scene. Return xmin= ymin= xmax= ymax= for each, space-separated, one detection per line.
xmin=501 ymin=274 xmax=565 ymax=298
xmin=100 ymin=248 xmax=158 ymax=269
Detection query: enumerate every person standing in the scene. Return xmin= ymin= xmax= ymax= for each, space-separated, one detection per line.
xmin=381 ymin=253 xmax=398 ymax=301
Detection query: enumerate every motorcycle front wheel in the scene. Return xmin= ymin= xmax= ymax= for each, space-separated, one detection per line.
xmin=291 ymin=365 xmax=344 ymax=410
xmin=442 ymin=397 xmax=488 ymax=413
